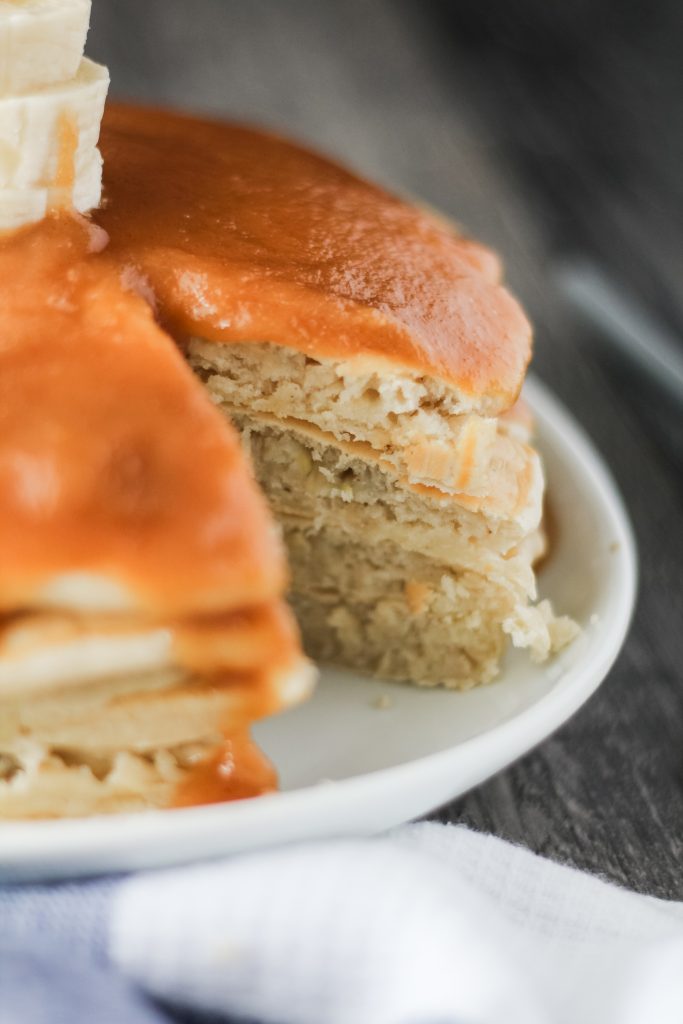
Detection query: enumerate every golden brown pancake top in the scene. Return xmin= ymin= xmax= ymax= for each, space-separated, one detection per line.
xmin=97 ymin=103 xmax=531 ymax=412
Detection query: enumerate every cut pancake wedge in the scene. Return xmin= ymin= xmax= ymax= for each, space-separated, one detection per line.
xmin=0 ymin=215 xmax=314 ymax=818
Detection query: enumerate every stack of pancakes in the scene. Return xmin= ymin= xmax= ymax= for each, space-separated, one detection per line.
xmin=0 ymin=105 xmax=576 ymax=818
xmin=100 ymin=106 xmax=577 ymax=691
xmin=0 ymin=217 xmax=313 ymax=817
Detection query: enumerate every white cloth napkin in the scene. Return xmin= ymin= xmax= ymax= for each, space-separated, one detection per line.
xmin=107 ymin=823 xmax=683 ymax=1024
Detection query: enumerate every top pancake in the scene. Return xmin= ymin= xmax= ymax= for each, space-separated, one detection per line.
xmin=0 ymin=213 xmax=285 ymax=615
xmin=97 ymin=104 xmax=531 ymax=415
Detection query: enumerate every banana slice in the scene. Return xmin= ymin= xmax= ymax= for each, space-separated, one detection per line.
xmin=0 ymin=57 xmax=108 ymax=193
xmin=0 ymin=186 xmax=47 ymax=231
xmin=0 ymin=5 xmax=107 ymax=230
xmin=0 ymin=0 xmax=91 ymax=96
xmin=0 ymin=148 xmax=101 ymax=230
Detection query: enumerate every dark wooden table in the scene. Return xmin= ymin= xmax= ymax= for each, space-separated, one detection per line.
xmin=90 ymin=0 xmax=683 ymax=900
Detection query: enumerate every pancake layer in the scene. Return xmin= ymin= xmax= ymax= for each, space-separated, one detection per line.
xmin=98 ymin=104 xmax=531 ymax=414
xmin=189 ymin=341 xmax=578 ymax=688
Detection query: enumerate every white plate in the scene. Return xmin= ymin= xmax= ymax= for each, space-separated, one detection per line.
xmin=0 ymin=377 xmax=636 ymax=881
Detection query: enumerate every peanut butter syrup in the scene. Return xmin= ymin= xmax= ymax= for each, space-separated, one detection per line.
xmin=96 ymin=103 xmax=531 ymax=410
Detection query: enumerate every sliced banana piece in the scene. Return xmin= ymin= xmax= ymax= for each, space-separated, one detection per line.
xmin=0 ymin=57 xmax=108 ymax=192
xmin=0 ymin=0 xmax=91 ymax=96
xmin=0 ymin=149 xmax=101 ymax=230
xmin=0 ymin=186 xmax=47 ymax=231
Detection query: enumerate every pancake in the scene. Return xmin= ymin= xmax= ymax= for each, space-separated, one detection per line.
xmin=97 ymin=103 xmax=531 ymax=416
xmin=0 ymin=102 xmax=577 ymax=819
xmin=189 ymin=352 xmax=575 ymax=687
xmin=93 ymin=105 xmax=577 ymax=688
xmin=0 ymin=215 xmax=314 ymax=818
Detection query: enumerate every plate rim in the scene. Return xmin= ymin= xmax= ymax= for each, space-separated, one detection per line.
xmin=0 ymin=375 xmax=637 ymax=879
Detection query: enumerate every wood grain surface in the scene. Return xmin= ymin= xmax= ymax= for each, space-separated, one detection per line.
xmin=89 ymin=0 xmax=683 ymax=899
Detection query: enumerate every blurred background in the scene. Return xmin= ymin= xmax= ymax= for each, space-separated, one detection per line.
xmin=89 ymin=0 xmax=683 ymax=896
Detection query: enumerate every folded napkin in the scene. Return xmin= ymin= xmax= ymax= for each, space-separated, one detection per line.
xmin=3 ymin=822 xmax=683 ymax=1024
